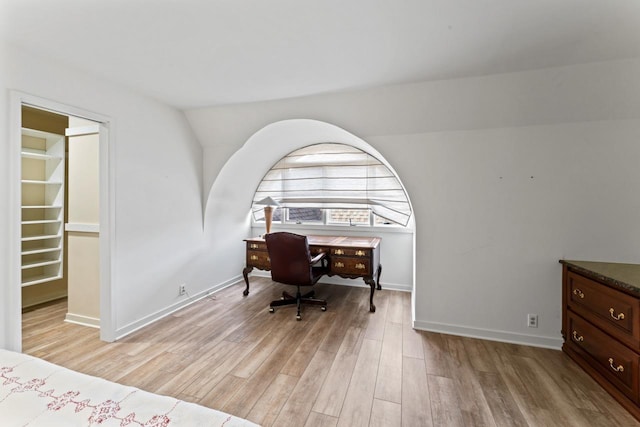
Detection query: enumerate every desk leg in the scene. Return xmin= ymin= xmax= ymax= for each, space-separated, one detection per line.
xmin=365 ymin=277 xmax=376 ymax=312
xmin=376 ymin=264 xmax=382 ymax=290
xmin=242 ymin=266 xmax=253 ymax=296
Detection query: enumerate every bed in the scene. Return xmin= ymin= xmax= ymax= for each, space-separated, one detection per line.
xmin=0 ymin=349 xmax=259 ymax=426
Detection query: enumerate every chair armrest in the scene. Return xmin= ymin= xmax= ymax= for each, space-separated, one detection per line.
xmin=310 ymin=252 xmax=327 ymax=264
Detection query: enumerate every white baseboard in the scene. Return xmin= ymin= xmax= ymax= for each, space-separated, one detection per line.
xmin=114 ymin=276 xmax=242 ymax=340
xmin=65 ymin=313 xmax=100 ymax=329
xmin=413 ymin=319 xmax=563 ymax=350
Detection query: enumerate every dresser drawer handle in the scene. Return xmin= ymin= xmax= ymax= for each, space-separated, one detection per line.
xmin=355 ymin=250 xmax=366 ymax=256
xmin=572 ymin=331 xmax=584 ymax=342
xmin=334 ymin=262 xmax=344 ymax=268
xmin=609 ymin=308 xmax=625 ymax=321
xmin=608 ymin=358 xmax=624 ymax=373
xmin=355 ymin=263 xmax=366 ymax=270
xmin=250 ymin=243 xmax=259 ymax=249
xmin=250 ymin=255 xmax=258 ymax=261
xmin=572 ymin=288 xmax=585 ymax=299
xmin=334 ymin=249 xmax=344 ymax=255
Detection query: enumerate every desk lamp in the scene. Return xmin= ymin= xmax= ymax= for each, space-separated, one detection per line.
xmin=256 ymin=196 xmax=280 ymax=235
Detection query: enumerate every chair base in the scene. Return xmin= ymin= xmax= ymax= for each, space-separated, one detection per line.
xmin=269 ymin=288 xmax=327 ymax=320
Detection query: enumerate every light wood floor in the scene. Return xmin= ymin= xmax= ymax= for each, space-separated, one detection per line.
xmin=22 ymin=278 xmax=640 ymax=427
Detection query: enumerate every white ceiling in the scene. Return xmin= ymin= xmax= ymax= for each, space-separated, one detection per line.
xmin=2 ymin=0 xmax=640 ymax=109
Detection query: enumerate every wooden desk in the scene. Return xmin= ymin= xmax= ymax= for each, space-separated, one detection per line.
xmin=243 ymin=235 xmax=382 ymax=312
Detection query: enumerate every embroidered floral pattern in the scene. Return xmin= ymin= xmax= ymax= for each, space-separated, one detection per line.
xmin=0 ymin=365 xmax=173 ymax=426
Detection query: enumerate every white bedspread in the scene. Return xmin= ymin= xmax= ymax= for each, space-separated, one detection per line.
xmin=0 ymin=349 xmax=259 ymax=426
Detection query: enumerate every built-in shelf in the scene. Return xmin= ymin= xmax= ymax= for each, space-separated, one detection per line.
xmin=21 ymin=179 xmax=63 ymax=185
xmin=22 ymin=259 xmax=61 ymax=269
xmin=21 ymin=127 xmax=65 ymax=287
xmin=21 ymin=234 xmax=62 ymax=241
xmin=21 ymin=247 xmax=61 ymax=256
xmin=21 ymin=274 xmax=63 ymax=287
xmin=22 ymin=219 xmax=62 ymax=225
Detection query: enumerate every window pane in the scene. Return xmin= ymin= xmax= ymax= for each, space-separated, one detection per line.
xmin=373 ymin=213 xmax=395 ymax=225
xmin=272 ymin=207 xmax=283 ymax=222
xmin=328 ymin=209 xmax=370 ymax=225
xmin=287 ymin=208 xmax=323 ymax=223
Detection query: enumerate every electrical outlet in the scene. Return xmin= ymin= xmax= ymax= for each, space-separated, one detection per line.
xmin=179 ymin=284 xmax=186 ymax=296
xmin=527 ymin=313 xmax=538 ymax=328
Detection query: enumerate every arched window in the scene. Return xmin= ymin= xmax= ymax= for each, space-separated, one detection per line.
xmin=252 ymin=143 xmax=411 ymax=226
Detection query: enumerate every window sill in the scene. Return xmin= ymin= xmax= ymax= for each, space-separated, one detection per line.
xmin=252 ymin=221 xmax=414 ymax=234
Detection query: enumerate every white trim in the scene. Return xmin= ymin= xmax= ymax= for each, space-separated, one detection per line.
xmin=65 ymin=124 xmax=100 ymax=137
xmin=8 ymin=91 xmax=115 ymax=350
xmin=64 ymin=313 xmax=100 ymax=329
xmin=265 ymin=221 xmax=414 ymax=234
xmin=413 ymin=319 xmax=563 ymax=350
xmin=114 ymin=276 xmax=242 ymax=340
xmin=8 ymin=93 xmax=23 ymax=351
xmin=65 ymin=223 xmax=100 ymax=233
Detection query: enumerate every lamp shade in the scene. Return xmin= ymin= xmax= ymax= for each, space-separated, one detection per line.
xmin=255 ymin=196 xmax=280 ymax=207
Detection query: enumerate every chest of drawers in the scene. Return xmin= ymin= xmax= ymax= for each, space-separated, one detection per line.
xmin=561 ymin=260 xmax=640 ymax=421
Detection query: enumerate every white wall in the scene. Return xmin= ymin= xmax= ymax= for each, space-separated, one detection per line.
xmin=187 ymin=58 xmax=640 ymax=349
xmin=0 ymin=45 xmax=207 ymax=348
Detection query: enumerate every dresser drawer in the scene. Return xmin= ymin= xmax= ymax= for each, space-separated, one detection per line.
xmin=567 ymin=311 xmax=639 ymax=402
xmin=568 ymin=271 xmax=640 ymax=349
xmin=331 ymin=257 xmax=371 ymax=275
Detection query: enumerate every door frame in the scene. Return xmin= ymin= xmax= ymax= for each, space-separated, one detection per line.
xmin=8 ymin=91 xmax=116 ymax=350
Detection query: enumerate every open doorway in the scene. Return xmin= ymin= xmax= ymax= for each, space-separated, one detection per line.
xmin=8 ymin=92 xmax=114 ymax=351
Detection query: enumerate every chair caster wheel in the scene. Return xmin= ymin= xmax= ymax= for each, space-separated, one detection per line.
xmin=321 ymin=306 xmax=327 ymax=311
xmin=296 ymin=315 xmax=302 ymax=321
xmin=269 ymin=307 xmax=275 ymax=313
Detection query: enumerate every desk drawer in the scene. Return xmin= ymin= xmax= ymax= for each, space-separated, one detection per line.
xmin=331 ymin=248 xmax=370 ymax=257
xmin=568 ymin=311 xmax=639 ymax=402
xmin=331 ymin=257 xmax=371 ymax=275
xmin=568 ymin=271 xmax=639 ymax=349
xmin=247 ymin=250 xmax=270 ymax=270
xmin=246 ymin=241 xmax=267 ymax=251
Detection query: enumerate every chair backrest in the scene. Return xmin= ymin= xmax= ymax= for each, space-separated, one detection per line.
xmin=265 ymin=232 xmax=314 ymax=286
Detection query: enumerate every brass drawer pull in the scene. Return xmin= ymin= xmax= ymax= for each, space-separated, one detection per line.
xmin=609 ymin=308 xmax=625 ymax=321
xmin=334 ymin=249 xmax=344 ymax=255
xmin=572 ymin=331 xmax=584 ymax=342
xmin=355 ymin=263 xmax=366 ymax=270
xmin=355 ymin=250 xmax=366 ymax=256
xmin=250 ymin=243 xmax=259 ymax=249
xmin=608 ymin=358 xmax=624 ymax=372
xmin=572 ymin=288 xmax=585 ymax=299
xmin=334 ymin=262 xmax=344 ymax=268
xmin=250 ymin=255 xmax=258 ymax=261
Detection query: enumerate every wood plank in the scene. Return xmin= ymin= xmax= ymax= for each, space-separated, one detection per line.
xmin=401 ymin=356 xmax=432 ymax=427
xmin=313 ymin=326 xmax=365 ymax=417
xmin=336 ymin=338 xmax=382 ymax=427
xmin=369 ymin=399 xmax=401 ymax=427
xmin=374 ymin=321 xmax=403 ymax=403
xmin=272 ymin=350 xmax=335 ymax=426
xmin=246 ymin=373 xmax=298 ymax=427
xmin=304 ymin=412 xmax=338 ymax=427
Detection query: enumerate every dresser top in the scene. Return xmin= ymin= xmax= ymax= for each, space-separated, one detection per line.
xmin=560 ymin=260 xmax=640 ymax=295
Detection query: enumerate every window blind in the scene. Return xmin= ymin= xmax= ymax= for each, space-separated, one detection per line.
xmin=252 ymin=143 xmax=412 ymax=226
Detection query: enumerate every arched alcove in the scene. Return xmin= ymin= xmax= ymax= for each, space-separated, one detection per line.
xmin=203 ymin=119 xmax=415 ymax=300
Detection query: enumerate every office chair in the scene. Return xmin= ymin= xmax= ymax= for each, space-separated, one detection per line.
xmin=265 ymin=232 xmax=329 ymax=320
